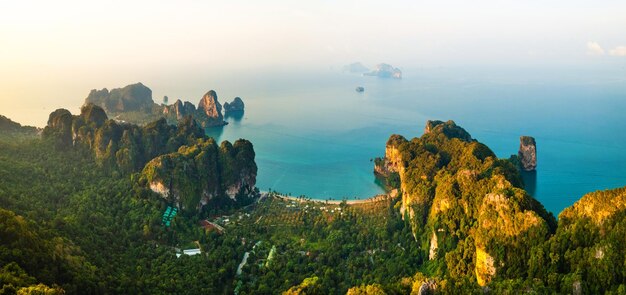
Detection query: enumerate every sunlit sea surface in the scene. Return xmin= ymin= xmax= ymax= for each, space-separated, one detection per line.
xmin=207 ymin=67 xmax=626 ymax=215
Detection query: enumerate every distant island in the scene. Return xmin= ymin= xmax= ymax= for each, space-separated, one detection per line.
xmin=223 ymin=97 xmax=245 ymax=113
xmin=84 ymin=82 xmax=245 ymax=127
xmin=343 ymin=62 xmax=403 ymax=79
xmin=364 ymin=63 xmax=402 ymax=79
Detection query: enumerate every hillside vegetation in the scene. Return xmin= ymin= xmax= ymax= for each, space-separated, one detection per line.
xmin=1 ymin=114 xmax=626 ymax=294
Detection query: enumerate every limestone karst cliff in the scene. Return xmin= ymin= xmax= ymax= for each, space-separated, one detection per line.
xmin=42 ymin=105 xmax=257 ymax=213
xmin=375 ymin=120 xmax=554 ymax=286
xmin=163 ymin=99 xmax=196 ymax=121
xmin=140 ymin=138 xmax=257 ymax=212
xmin=196 ymin=90 xmax=227 ymax=127
xmin=518 ymin=136 xmax=537 ymax=171
xmin=82 ymin=83 xmax=231 ymax=127
xmin=223 ymin=97 xmax=245 ymax=113
xmin=84 ymin=82 xmax=154 ymax=113
xmin=44 ymin=104 xmax=206 ymax=169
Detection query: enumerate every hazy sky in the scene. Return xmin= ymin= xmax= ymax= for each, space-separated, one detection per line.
xmin=1 ymin=0 xmax=625 ymax=126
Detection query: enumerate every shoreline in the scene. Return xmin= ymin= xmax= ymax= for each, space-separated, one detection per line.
xmin=262 ymin=189 xmax=398 ymax=205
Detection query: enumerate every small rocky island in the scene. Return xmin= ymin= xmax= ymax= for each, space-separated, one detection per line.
xmin=518 ymin=136 xmax=537 ymax=171
xmin=364 ymin=63 xmax=402 ymax=79
xmin=355 ymin=86 xmax=364 ymax=92
xmin=83 ymin=83 xmax=240 ymax=128
xmin=224 ymin=97 xmax=245 ymax=113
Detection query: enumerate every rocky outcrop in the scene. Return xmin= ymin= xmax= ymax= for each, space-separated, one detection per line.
xmin=424 ymin=120 xmax=473 ymax=142
xmin=81 ymin=83 xmax=237 ymax=128
xmin=416 ymin=279 xmax=437 ymax=295
xmin=80 ymin=103 xmax=108 ymax=128
xmin=429 ymin=231 xmax=438 ymax=260
xmin=84 ymin=83 xmax=154 ymax=113
xmin=196 ymin=90 xmax=226 ymax=127
xmin=163 ymin=99 xmax=196 ymax=121
xmin=43 ymin=105 xmax=209 ymax=172
xmin=475 ymin=247 xmax=496 ymax=286
xmin=374 ymin=134 xmax=407 ymax=177
xmin=374 ymin=119 xmax=555 ymax=286
xmin=518 ymin=136 xmax=537 ymax=171
xmin=364 ymin=63 xmax=402 ymax=79
xmin=44 ymin=104 xmax=257 ymax=213
xmin=141 ymin=138 xmax=257 ymax=212
xmin=43 ymin=109 xmax=74 ymax=146
xmin=223 ymin=97 xmax=245 ymax=113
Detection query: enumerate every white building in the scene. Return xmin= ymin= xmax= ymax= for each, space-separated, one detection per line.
xmin=176 ymin=248 xmax=201 ymax=258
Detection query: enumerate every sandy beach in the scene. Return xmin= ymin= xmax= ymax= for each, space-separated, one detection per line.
xmin=265 ymin=189 xmax=398 ymax=205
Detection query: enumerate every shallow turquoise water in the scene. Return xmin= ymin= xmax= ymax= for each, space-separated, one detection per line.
xmin=203 ymin=67 xmax=626 ymax=215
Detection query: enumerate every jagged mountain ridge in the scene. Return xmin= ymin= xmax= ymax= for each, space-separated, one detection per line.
xmin=83 ymin=83 xmax=244 ymax=127
xmin=42 ymin=104 xmax=257 ymax=213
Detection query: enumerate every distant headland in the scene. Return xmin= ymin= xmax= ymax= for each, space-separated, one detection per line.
xmin=84 ymin=83 xmax=245 ymax=127
xmin=343 ymin=62 xmax=402 ymax=79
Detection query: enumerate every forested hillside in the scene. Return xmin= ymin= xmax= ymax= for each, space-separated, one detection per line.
xmin=1 ymin=114 xmax=626 ymax=294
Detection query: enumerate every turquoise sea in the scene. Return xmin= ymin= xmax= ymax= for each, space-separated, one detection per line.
xmin=200 ymin=66 xmax=626 ymax=215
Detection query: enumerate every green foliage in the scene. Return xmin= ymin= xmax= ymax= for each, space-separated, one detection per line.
xmin=378 ymin=120 xmax=559 ymax=289
xmin=3 ymin=115 xmax=626 ymax=294
xmin=346 ymin=283 xmax=386 ymax=295
xmin=16 ymin=284 xmax=65 ymax=295
xmin=42 ymin=106 xmax=209 ymax=174
xmin=0 ymin=115 xmax=38 ymax=142
xmin=140 ymin=137 xmax=257 ymax=214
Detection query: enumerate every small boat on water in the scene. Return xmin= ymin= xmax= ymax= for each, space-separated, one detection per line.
xmin=355 ymin=86 xmax=364 ymax=92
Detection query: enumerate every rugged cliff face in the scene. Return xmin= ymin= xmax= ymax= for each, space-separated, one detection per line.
xmin=196 ymin=90 xmax=226 ymax=127
xmin=84 ymin=83 xmax=154 ymax=113
xmin=140 ymin=138 xmax=257 ymax=212
xmin=163 ymin=99 xmax=196 ymax=121
xmin=223 ymin=97 xmax=245 ymax=113
xmin=376 ymin=120 xmax=555 ymax=286
xmin=82 ymin=83 xmax=234 ymax=128
xmin=373 ymin=134 xmax=406 ymax=177
xmin=43 ymin=109 xmax=74 ymax=146
xmin=44 ymin=104 xmax=205 ymax=171
xmin=43 ymin=105 xmax=257 ymax=214
xmin=518 ymin=136 xmax=537 ymax=171
xmin=162 ymin=91 xmax=227 ymax=127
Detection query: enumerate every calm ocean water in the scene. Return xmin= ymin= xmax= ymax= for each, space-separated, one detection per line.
xmin=203 ymin=67 xmax=626 ymax=215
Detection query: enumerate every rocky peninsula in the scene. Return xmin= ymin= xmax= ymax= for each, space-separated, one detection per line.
xmin=84 ymin=83 xmax=232 ymax=127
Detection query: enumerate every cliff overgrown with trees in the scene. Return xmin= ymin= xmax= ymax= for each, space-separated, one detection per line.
xmin=1 ymin=114 xmax=626 ymax=294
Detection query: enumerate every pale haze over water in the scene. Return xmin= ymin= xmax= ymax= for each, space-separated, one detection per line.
xmin=1 ymin=1 xmax=626 ymax=214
